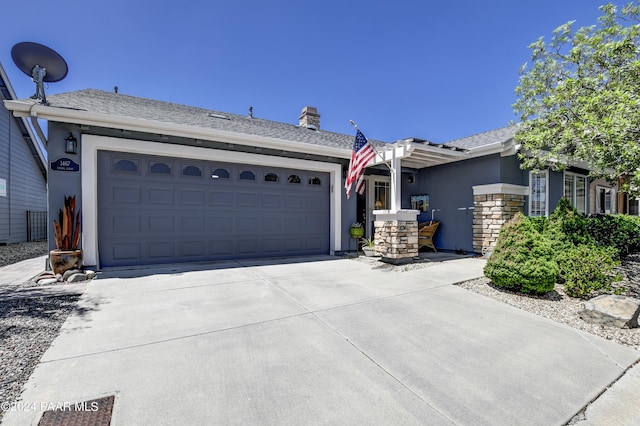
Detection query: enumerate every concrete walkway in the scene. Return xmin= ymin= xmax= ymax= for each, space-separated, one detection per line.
xmin=1 ymin=255 xmax=639 ymax=425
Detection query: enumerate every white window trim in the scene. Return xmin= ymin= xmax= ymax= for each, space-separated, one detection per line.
xmin=564 ymin=171 xmax=588 ymax=214
xmin=529 ymin=170 xmax=549 ymax=217
xmin=596 ymin=185 xmax=616 ymax=214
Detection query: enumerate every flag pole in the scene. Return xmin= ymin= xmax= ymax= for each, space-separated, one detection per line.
xmin=349 ymin=120 xmax=393 ymax=172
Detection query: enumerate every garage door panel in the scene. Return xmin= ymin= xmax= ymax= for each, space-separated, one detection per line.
xmin=148 ymin=187 xmax=174 ymax=204
xmin=236 ymin=217 xmax=260 ymax=233
xmin=262 ymin=239 xmax=282 ymax=253
xmin=180 ymin=189 xmax=206 ymax=205
xmin=209 ymin=239 xmax=233 ymax=255
xmin=148 ymin=242 xmax=174 ymax=259
xmin=307 ymin=195 xmax=325 ymax=210
xmin=209 ymin=190 xmax=234 ymax=206
xmin=180 ymin=217 xmax=206 ymax=233
xmin=179 ymin=240 xmax=206 ymax=257
xmin=284 ymin=194 xmax=304 ymax=209
xmin=261 ymin=193 xmax=282 ymax=208
xmin=261 ymin=217 xmax=281 ymax=232
xmin=236 ymin=239 xmax=258 ymax=254
xmin=111 ymin=243 xmax=141 ymax=261
xmin=148 ymin=216 xmax=174 ymax=233
xmin=236 ymin=192 xmax=260 ymax=207
xmin=112 ymin=216 xmax=141 ymax=233
xmin=112 ymin=186 xmax=141 ymax=204
xmin=209 ymin=217 xmax=234 ymax=233
xmin=98 ymin=151 xmax=330 ymax=266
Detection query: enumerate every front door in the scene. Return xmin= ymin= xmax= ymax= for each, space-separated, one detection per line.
xmin=366 ymin=177 xmax=390 ymax=238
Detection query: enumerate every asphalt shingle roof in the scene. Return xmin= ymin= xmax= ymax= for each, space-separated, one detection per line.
xmin=444 ymin=124 xmax=517 ymax=150
xmin=44 ymin=89 xmax=389 ymax=150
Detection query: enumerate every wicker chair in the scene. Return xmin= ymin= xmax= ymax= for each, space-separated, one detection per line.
xmin=418 ymin=221 xmax=440 ymax=252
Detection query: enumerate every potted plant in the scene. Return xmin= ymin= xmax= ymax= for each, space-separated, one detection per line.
xmin=350 ymin=222 xmax=364 ymax=238
xmin=360 ymin=237 xmax=378 ymax=257
xmin=50 ymin=195 xmax=82 ymax=275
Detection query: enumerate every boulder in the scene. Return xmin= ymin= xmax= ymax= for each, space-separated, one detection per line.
xmin=580 ymin=295 xmax=640 ymax=329
xmin=67 ymin=273 xmax=89 ymax=283
xmin=63 ymin=269 xmax=82 ymax=281
xmin=37 ymin=277 xmax=58 ymax=286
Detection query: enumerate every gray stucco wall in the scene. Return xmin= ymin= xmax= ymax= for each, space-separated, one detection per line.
xmin=47 ymin=123 xmax=82 ymax=250
xmin=0 ymin=97 xmax=47 ymax=243
xmin=548 ymin=170 xmax=565 ymax=215
xmin=407 ymin=154 xmax=503 ymax=253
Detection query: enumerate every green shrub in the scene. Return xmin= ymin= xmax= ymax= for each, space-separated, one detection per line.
xmin=585 ymin=214 xmax=640 ymax=258
xmin=558 ymin=244 xmax=623 ymax=299
xmin=484 ymin=213 xmax=558 ymax=295
xmin=545 ymin=198 xmax=592 ymax=247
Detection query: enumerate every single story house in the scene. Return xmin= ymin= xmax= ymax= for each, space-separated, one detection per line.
xmin=0 ymin=61 xmax=47 ymax=244
xmin=2 ymin=88 xmax=631 ymax=267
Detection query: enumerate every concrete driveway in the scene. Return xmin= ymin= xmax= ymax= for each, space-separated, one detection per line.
xmin=3 ymin=256 xmax=638 ymax=425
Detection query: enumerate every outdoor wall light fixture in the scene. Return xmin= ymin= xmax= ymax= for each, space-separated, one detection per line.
xmin=65 ymin=132 xmax=78 ymax=154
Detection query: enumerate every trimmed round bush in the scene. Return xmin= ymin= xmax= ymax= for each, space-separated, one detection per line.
xmin=484 ymin=212 xmax=558 ymax=295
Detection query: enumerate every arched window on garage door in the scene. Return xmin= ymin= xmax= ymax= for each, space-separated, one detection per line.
xmin=182 ymin=165 xmax=202 ymax=177
xmin=212 ymin=168 xmax=230 ymax=179
xmin=150 ymin=162 xmax=172 ymax=175
xmin=264 ymin=172 xmax=279 ymax=182
xmin=239 ymin=170 xmax=256 ymax=180
xmin=114 ymin=159 xmax=138 ymax=173
xmin=309 ymin=176 xmax=322 ymax=185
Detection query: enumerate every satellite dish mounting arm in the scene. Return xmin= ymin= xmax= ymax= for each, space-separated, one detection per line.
xmin=31 ymin=64 xmax=48 ymax=105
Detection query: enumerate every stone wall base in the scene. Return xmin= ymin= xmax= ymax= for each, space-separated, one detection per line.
xmin=374 ymin=213 xmax=419 ymax=262
xmin=473 ymin=193 xmax=525 ymax=254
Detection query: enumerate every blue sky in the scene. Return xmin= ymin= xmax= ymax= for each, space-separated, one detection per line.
xmin=0 ymin=0 xmax=619 ymax=143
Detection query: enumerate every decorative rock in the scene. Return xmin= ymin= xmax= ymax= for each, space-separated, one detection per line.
xmin=37 ymin=278 xmax=58 ymax=286
xmin=34 ymin=271 xmax=56 ymax=280
xmin=55 ymin=274 xmax=63 ymax=282
xmin=66 ymin=273 xmax=89 ymax=283
xmin=580 ymin=295 xmax=640 ymax=329
xmin=85 ymin=270 xmax=96 ymax=279
xmin=63 ymin=269 xmax=82 ymax=281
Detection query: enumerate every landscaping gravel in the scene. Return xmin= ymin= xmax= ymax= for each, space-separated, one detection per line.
xmin=0 ymin=241 xmax=47 ymax=268
xmin=0 ymin=296 xmax=79 ymax=417
xmin=0 ymin=242 xmax=79 ymax=420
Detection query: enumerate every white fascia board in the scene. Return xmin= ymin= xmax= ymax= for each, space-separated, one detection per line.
xmin=465 ymin=141 xmax=507 ymax=156
xmin=4 ymin=99 xmax=352 ymax=159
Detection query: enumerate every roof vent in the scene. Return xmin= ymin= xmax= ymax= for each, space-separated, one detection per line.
xmin=207 ymin=112 xmax=229 ymax=120
xmin=298 ymin=106 xmax=320 ymax=130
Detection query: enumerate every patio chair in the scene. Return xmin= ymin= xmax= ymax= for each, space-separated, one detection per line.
xmin=418 ymin=220 xmax=440 ymax=252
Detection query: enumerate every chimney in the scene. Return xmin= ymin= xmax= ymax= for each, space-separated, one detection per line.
xmin=299 ymin=106 xmax=320 ymax=130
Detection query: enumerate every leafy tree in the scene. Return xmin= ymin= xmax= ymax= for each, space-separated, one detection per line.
xmin=514 ymin=2 xmax=640 ymax=196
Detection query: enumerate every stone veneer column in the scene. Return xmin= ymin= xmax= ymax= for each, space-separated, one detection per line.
xmin=472 ymin=184 xmax=528 ymax=255
xmin=373 ymin=210 xmax=419 ymax=264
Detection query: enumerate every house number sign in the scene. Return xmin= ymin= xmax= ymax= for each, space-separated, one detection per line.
xmin=51 ymin=157 xmax=79 ymax=172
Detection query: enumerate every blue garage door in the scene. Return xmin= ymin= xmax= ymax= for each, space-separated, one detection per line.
xmin=97 ymin=151 xmax=330 ymax=267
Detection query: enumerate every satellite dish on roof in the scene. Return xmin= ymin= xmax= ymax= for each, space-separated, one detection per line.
xmin=11 ymin=42 xmax=68 ymax=105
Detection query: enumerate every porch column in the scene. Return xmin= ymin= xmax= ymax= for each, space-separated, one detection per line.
xmin=373 ymin=209 xmax=419 ymax=264
xmin=472 ymin=183 xmax=528 ymax=255
xmin=390 ymin=154 xmax=401 ymax=211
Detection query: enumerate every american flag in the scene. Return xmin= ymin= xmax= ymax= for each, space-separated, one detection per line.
xmin=345 ymin=129 xmax=376 ymax=198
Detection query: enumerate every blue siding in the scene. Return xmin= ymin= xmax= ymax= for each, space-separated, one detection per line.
xmin=407 ymin=154 xmax=503 ymax=253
